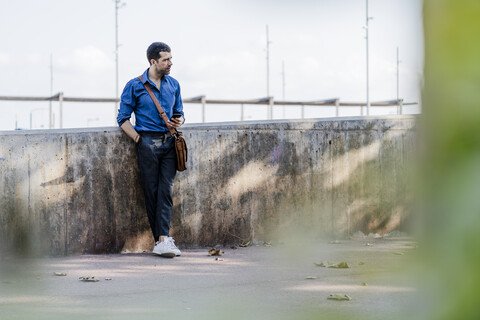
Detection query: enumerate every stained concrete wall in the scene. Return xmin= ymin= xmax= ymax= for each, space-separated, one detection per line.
xmin=0 ymin=116 xmax=417 ymax=256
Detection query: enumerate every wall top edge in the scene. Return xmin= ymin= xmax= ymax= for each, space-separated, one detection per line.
xmin=0 ymin=115 xmax=418 ymax=136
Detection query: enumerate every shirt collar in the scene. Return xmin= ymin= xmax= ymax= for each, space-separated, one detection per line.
xmin=143 ymin=68 xmax=168 ymax=86
xmin=141 ymin=69 xmax=150 ymax=84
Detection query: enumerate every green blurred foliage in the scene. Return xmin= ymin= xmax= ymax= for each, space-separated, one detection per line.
xmin=421 ymin=0 xmax=480 ymax=319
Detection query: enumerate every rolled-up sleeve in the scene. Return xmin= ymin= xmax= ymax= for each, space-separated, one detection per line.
xmin=117 ymin=80 xmax=136 ymax=127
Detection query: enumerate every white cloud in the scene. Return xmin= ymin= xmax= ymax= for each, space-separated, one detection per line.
xmin=58 ymin=46 xmax=114 ymax=75
xmin=0 ymin=52 xmax=11 ymax=66
xmin=299 ymin=57 xmax=321 ymax=73
xmin=26 ymin=53 xmax=42 ymax=65
xmin=178 ymin=50 xmax=264 ymax=98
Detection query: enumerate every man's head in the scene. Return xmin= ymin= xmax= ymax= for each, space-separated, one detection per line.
xmin=147 ymin=42 xmax=171 ymax=63
xmin=147 ymin=42 xmax=173 ymax=76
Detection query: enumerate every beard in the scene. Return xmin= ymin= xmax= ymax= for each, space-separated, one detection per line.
xmin=157 ymin=66 xmax=170 ymax=76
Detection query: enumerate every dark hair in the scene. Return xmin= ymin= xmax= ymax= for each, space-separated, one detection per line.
xmin=146 ymin=42 xmax=171 ymax=64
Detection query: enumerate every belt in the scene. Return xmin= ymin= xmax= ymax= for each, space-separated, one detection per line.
xmin=139 ymin=131 xmax=171 ymax=137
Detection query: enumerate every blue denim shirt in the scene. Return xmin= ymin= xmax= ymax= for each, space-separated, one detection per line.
xmin=117 ymin=68 xmax=184 ymax=132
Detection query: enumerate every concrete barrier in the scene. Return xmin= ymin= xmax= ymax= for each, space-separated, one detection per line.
xmin=0 ymin=116 xmax=417 ymax=256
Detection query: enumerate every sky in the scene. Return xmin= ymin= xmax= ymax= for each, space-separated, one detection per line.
xmin=0 ymin=0 xmax=423 ymax=130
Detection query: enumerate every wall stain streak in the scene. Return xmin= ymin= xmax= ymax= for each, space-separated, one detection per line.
xmin=0 ymin=116 xmax=417 ymax=255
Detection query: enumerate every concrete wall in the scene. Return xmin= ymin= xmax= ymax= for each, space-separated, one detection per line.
xmin=0 ymin=116 xmax=417 ymax=256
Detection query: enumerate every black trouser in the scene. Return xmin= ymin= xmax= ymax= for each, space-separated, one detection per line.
xmin=136 ymin=131 xmax=177 ymax=241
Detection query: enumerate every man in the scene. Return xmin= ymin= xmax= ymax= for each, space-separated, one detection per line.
xmin=117 ymin=42 xmax=184 ymax=258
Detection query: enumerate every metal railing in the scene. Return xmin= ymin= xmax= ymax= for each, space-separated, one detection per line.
xmin=0 ymin=93 xmax=417 ymax=129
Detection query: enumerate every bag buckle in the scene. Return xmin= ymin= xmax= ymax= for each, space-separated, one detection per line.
xmin=172 ymin=130 xmax=182 ymax=141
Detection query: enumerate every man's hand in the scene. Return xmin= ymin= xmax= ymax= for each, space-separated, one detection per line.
xmin=167 ymin=116 xmax=184 ymax=129
xmin=120 ymin=121 xmax=141 ymax=144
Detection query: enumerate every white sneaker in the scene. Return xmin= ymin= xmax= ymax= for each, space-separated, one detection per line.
xmin=152 ymin=238 xmax=176 ymax=258
xmin=167 ymin=237 xmax=182 ymax=256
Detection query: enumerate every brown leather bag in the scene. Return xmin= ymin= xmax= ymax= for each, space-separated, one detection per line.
xmin=173 ymin=131 xmax=188 ymax=171
xmin=138 ymin=76 xmax=187 ymax=172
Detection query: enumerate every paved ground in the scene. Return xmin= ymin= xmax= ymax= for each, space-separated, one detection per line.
xmin=0 ymin=237 xmax=422 ymax=320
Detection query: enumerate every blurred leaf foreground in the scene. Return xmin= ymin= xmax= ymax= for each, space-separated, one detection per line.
xmin=420 ymin=1 xmax=480 ymax=319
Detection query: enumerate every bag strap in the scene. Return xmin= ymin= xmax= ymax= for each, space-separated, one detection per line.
xmin=138 ymin=75 xmax=178 ymax=137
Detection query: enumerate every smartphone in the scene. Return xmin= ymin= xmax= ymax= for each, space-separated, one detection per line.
xmin=171 ymin=114 xmax=182 ymax=119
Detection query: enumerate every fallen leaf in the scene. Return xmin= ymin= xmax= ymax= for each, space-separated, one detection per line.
xmin=239 ymin=241 xmax=251 ymax=247
xmin=215 ymin=258 xmax=224 ymax=261
xmin=362 ymin=282 xmax=368 ymax=286
xmin=208 ymin=248 xmax=224 ymax=256
xmin=105 ymin=278 xmax=112 ymax=281
xmin=365 ymin=243 xmax=374 ymax=246
xmin=314 ymin=262 xmax=327 ymax=267
xmin=327 ymin=294 xmax=352 ymax=301
xmin=79 ymin=276 xmax=99 ymax=282
xmin=328 ymin=262 xmax=350 ymax=269
xmin=305 ymin=276 xmax=317 ymax=280
xmin=358 ymin=262 xmax=365 ymax=265
xmin=54 ymin=272 xmax=67 ymax=276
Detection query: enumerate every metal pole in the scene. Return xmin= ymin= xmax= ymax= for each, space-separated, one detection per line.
xmin=115 ymin=0 xmax=119 ymax=121
xmin=365 ymin=0 xmax=371 ymax=116
xmin=59 ymin=92 xmax=64 ymax=129
xmin=397 ymin=46 xmax=400 ymax=114
xmin=268 ymin=97 xmax=274 ymax=119
xmin=241 ymin=104 xmax=244 ymax=121
xmin=49 ymin=53 xmax=53 ymax=129
xmin=114 ymin=0 xmax=125 ymax=123
xmin=266 ymin=25 xmax=271 ymax=98
xmin=201 ymin=95 xmax=206 ymax=123
xmin=282 ymin=60 xmax=286 ymax=118
xmin=335 ymin=99 xmax=340 ymax=117
xmin=301 ymin=105 xmax=304 ymax=119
